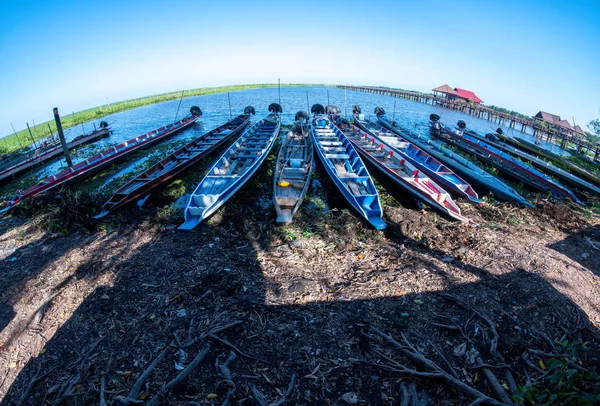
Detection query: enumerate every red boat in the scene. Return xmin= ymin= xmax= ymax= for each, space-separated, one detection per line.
xmin=94 ymin=108 xmax=253 ymax=218
xmin=0 ymin=123 xmax=112 ymax=182
xmin=0 ymin=107 xmax=202 ymax=213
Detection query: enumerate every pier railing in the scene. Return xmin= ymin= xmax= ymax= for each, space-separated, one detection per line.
xmin=337 ymin=85 xmax=599 ymax=160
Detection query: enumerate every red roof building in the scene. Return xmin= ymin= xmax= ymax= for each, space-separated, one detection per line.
xmin=432 ymin=84 xmax=483 ymax=104
xmin=454 ymin=88 xmax=484 ymax=104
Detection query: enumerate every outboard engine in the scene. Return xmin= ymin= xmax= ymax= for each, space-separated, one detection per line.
xmin=325 ymin=105 xmax=341 ymax=115
xmin=430 ymin=114 xmax=440 ymax=122
xmin=485 ymin=133 xmax=499 ymax=142
xmin=311 ymin=104 xmax=325 ymax=115
xmin=374 ymin=107 xmax=386 ymax=116
xmin=352 ymin=105 xmax=361 ymax=115
xmin=295 ymin=110 xmax=310 ymax=122
xmin=457 ymin=120 xmax=467 ymax=129
xmin=190 ymin=106 xmax=203 ymax=117
xmin=99 ymin=121 xmax=109 ymax=129
xmin=268 ymin=103 xmax=282 ymax=113
xmin=244 ymin=106 xmax=256 ymax=115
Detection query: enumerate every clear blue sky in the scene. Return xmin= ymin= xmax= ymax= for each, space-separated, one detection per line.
xmin=1 ymin=0 xmax=599 ymax=137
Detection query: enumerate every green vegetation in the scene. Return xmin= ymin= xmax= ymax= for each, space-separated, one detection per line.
xmin=516 ymin=340 xmax=600 ymax=405
xmin=486 ymin=104 xmax=530 ymax=120
xmin=0 ymin=83 xmax=315 ymax=153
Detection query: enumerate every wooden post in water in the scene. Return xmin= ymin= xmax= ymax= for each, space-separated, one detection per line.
xmin=174 ymin=90 xmax=184 ymax=121
xmin=306 ymin=90 xmax=310 ymax=112
xmin=227 ymin=92 xmax=232 ymax=120
xmin=26 ymin=123 xmax=39 ymax=150
xmin=53 ymin=108 xmax=73 ymax=167
xmin=10 ymin=123 xmax=24 ymax=149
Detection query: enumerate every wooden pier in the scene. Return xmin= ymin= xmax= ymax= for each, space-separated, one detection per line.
xmin=338 ymin=85 xmax=600 ymax=161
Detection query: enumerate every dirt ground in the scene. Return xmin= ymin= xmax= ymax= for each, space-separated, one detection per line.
xmin=0 ymin=172 xmax=599 ymax=405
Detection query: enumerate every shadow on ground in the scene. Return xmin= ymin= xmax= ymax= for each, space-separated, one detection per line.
xmin=1 ymin=191 xmax=599 ymax=405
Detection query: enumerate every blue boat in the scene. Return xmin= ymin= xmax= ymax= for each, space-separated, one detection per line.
xmin=179 ymin=105 xmax=282 ymax=230
xmin=376 ymin=112 xmax=532 ymax=206
xmin=311 ymin=115 xmax=386 ymax=230
xmin=351 ymin=113 xmax=481 ymax=204
xmin=430 ymin=116 xmax=584 ymax=205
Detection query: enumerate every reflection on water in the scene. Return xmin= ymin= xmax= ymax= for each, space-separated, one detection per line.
xmin=1 ymin=86 xmax=567 ymax=198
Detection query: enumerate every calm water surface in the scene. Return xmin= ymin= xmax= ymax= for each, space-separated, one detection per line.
xmin=1 ymin=86 xmax=563 ymax=197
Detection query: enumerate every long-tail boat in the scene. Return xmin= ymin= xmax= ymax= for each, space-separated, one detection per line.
xmin=336 ymin=118 xmax=468 ymax=222
xmin=94 ymin=108 xmax=253 ymax=218
xmin=376 ymin=112 xmax=532 ymax=206
xmin=486 ymin=130 xmax=600 ymax=188
xmin=273 ymin=111 xmax=314 ymax=223
xmin=0 ymin=123 xmax=112 ymax=182
xmin=179 ymin=104 xmax=282 ymax=230
xmin=351 ymin=107 xmax=480 ymax=204
xmin=0 ymin=107 xmax=202 ymax=214
xmin=430 ymin=115 xmax=584 ymax=205
xmin=311 ymin=112 xmax=386 ymax=230
xmin=456 ymin=122 xmax=600 ymax=195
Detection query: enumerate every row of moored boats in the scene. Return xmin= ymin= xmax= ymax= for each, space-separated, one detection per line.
xmin=1 ymin=103 xmax=599 ymax=230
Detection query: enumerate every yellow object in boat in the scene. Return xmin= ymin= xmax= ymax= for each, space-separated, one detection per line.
xmin=278 ymin=181 xmax=290 ymax=187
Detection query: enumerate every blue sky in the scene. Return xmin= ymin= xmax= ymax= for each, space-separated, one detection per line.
xmin=0 ymin=0 xmax=599 ymax=137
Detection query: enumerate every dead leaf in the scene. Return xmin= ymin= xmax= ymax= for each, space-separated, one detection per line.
xmin=341 ymin=392 xmax=358 ymax=404
xmin=207 ymin=393 xmax=218 ymax=399
xmin=453 ymin=342 xmax=467 ymax=357
xmin=539 ymin=359 xmax=546 ymax=370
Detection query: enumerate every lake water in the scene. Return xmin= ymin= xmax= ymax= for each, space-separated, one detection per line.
xmin=0 ymin=85 xmax=561 ymax=198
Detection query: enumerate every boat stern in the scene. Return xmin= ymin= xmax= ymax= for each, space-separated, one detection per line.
xmin=368 ymin=217 xmax=387 ymax=230
xmin=276 ymin=210 xmax=294 ymax=224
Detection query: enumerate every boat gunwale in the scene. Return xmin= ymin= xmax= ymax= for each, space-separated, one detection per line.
xmin=273 ymin=121 xmax=314 ymax=223
xmin=180 ymin=114 xmax=281 ymax=229
xmin=310 ymin=115 xmax=385 ymax=229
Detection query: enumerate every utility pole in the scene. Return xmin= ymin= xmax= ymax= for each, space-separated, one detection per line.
xmin=53 ymin=108 xmax=73 ymax=167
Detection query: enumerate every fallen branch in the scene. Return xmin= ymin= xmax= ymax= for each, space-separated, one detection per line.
xmin=146 ymin=343 xmax=211 ymax=406
xmin=251 ymin=374 xmax=296 ymax=406
xmin=16 ymin=363 xmax=51 ymax=406
xmin=208 ymin=333 xmax=266 ymax=363
xmin=218 ymin=351 xmax=237 ymax=406
xmin=99 ymin=376 xmax=107 ymax=406
xmin=477 ymin=357 xmax=512 ymax=405
xmin=115 ymin=342 xmax=173 ymax=406
xmin=369 ymin=326 xmax=507 ymax=406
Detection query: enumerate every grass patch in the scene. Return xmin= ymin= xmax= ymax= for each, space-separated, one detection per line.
xmin=1 ymin=83 xmax=316 ymax=153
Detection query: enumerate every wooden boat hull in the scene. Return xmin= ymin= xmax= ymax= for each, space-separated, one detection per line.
xmin=352 ymin=118 xmax=481 ymax=204
xmin=337 ymin=119 xmax=468 ymax=222
xmin=1 ymin=113 xmax=200 ymax=214
xmin=431 ymin=121 xmax=583 ymax=205
xmin=273 ymin=120 xmax=314 ymax=223
xmin=377 ymin=116 xmax=533 ymax=206
xmin=460 ymin=128 xmax=600 ymax=195
xmin=0 ymin=127 xmax=111 ymax=182
xmin=505 ymin=136 xmax=600 ymax=188
xmin=94 ymin=114 xmax=251 ymax=218
xmin=311 ymin=115 xmax=386 ymax=230
xmin=179 ymin=113 xmax=281 ymax=230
